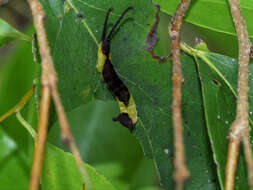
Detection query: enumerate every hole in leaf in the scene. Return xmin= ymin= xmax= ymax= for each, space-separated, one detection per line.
xmin=212 ymin=79 xmax=221 ymax=86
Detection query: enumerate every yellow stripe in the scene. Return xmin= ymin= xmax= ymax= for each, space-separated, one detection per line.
xmin=117 ymin=95 xmax=138 ymax=124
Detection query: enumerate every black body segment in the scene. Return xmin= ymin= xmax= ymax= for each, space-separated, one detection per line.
xmin=102 ymin=59 xmax=130 ymax=106
xmin=113 ymin=113 xmax=135 ymax=132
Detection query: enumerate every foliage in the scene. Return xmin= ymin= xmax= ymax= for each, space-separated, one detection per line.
xmin=0 ymin=0 xmax=253 ymax=190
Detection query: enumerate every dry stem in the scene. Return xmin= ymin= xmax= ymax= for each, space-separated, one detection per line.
xmin=225 ymin=0 xmax=253 ymax=189
xmin=27 ymin=0 xmax=91 ymax=190
xmin=169 ymin=0 xmax=191 ymax=189
xmin=29 ymin=86 xmax=51 ymax=190
xmin=243 ymin=135 xmax=253 ymax=187
xmin=51 ymin=87 xmax=92 ymax=189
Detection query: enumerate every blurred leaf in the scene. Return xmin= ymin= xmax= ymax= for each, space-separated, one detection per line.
xmin=0 ymin=28 xmax=38 ymax=189
xmin=0 ymin=127 xmax=16 ymax=161
xmin=0 ymin=28 xmax=39 ymax=152
xmin=137 ymin=188 xmax=160 ymax=190
xmin=41 ymin=0 xmax=218 ymax=189
xmin=156 ymin=0 xmax=253 ymax=39
xmin=157 ymin=0 xmax=253 ymax=57
xmin=127 ymin=157 xmax=160 ymax=190
xmin=0 ymin=19 xmax=31 ymax=47
xmin=42 ymin=143 xmax=117 ymax=190
xmin=0 ymin=128 xmax=30 ymax=190
xmin=48 ymin=100 xmax=150 ymax=189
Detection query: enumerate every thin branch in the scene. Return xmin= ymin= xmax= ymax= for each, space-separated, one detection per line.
xmin=27 ymin=0 xmax=92 ymax=190
xmin=0 ymin=87 xmax=34 ymax=122
xmin=225 ymin=139 xmax=240 ymax=190
xmin=243 ymin=135 xmax=253 ymax=187
xmin=51 ymin=87 xmax=93 ymax=190
xmin=225 ymin=0 xmax=253 ymax=189
xmin=29 ymin=86 xmax=51 ymax=190
xmin=169 ymin=1 xmax=191 ymax=189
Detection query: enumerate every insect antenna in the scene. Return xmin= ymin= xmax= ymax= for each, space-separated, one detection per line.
xmin=106 ymin=6 xmax=134 ymax=41
xmin=102 ymin=8 xmax=114 ymax=41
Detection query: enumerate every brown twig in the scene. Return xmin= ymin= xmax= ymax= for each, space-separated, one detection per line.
xmin=51 ymin=87 xmax=93 ymax=189
xmin=169 ymin=1 xmax=191 ymax=189
xmin=27 ymin=0 xmax=92 ymax=190
xmin=242 ymin=135 xmax=253 ymax=187
xmin=225 ymin=0 xmax=253 ymax=189
xmin=29 ymin=86 xmax=51 ymax=190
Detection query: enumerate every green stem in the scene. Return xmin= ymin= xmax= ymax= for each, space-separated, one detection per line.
xmin=0 ymin=87 xmax=34 ymax=122
xmin=16 ymin=111 xmax=37 ymax=139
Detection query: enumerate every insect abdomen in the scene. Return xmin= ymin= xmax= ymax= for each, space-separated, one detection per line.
xmin=102 ymin=59 xmax=130 ymax=106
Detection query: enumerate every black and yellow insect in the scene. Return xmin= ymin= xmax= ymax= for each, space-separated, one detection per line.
xmin=97 ymin=7 xmax=137 ymax=132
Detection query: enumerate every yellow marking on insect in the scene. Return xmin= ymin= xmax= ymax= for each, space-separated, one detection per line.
xmin=117 ymin=95 xmax=138 ymax=124
xmin=97 ymin=43 xmax=111 ymax=73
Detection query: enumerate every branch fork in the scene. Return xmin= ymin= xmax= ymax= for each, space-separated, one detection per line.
xmin=229 ymin=120 xmax=249 ymax=141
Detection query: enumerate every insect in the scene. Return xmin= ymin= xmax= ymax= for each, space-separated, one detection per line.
xmin=96 ymin=7 xmax=137 ymax=132
xmin=76 ymin=13 xmax=83 ymax=18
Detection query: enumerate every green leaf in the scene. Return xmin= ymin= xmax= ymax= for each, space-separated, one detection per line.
xmin=0 ymin=128 xmax=30 ymax=190
xmin=9 ymin=102 xmax=123 ymax=190
xmin=182 ymin=44 xmax=252 ymax=189
xmin=0 ymin=19 xmax=31 ymax=47
xmin=41 ymin=0 xmax=219 ymax=189
xmin=155 ymin=0 xmax=253 ymax=57
xmin=42 ymin=143 xmax=117 ymax=190
xmin=0 ymin=27 xmax=39 ymax=190
xmin=48 ymin=100 xmax=156 ymax=189
xmin=126 ymin=157 xmax=160 ymax=190
xmin=0 ymin=127 xmax=16 ymax=161
xmin=155 ymin=0 xmax=253 ymax=39
xmin=0 ymin=28 xmax=39 ymax=152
